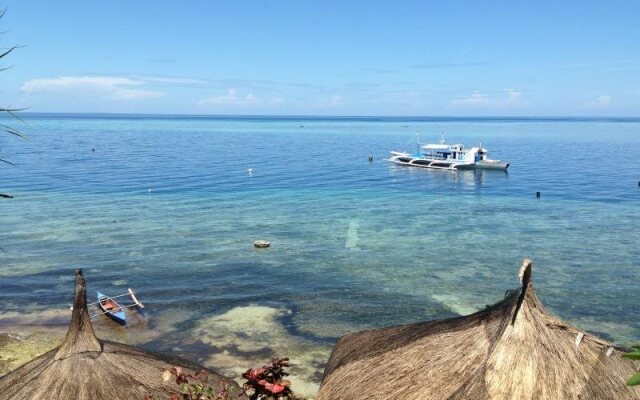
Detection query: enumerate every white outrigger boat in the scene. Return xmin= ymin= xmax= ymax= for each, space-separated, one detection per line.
xmin=388 ymin=135 xmax=509 ymax=171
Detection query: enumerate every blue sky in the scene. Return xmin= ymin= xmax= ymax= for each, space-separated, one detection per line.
xmin=1 ymin=1 xmax=639 ymax=116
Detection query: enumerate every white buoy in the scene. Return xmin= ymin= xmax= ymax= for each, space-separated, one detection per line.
xmin=248 ymin=168 xmax=253 ymax=175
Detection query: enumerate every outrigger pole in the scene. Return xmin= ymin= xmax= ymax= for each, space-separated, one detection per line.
xmin=73 ymin=288 xmax=145 ymax=319
xmin=86 ymin=288 xmax=144 ymax=308
xmin=128 ymin=288 xmax=144 ymax=309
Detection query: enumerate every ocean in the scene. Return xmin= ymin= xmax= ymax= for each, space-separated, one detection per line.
xmin=1 ymin=114 xmax=639 ymax=394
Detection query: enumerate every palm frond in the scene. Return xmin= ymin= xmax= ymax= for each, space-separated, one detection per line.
xmin=2 ymin=107 xmax=30 ymax=124
xmin=0 ymin=45 xmax=17 ymax=60
xmin=0 ymin=157 xmax=18 ymax=167
xmin=0 ymin=9 xmax=28 ymax=176
xmin=0 ymin=106 xmax=28 ymax=112
xmin=1 ymin=124 xmax=29 ymax=139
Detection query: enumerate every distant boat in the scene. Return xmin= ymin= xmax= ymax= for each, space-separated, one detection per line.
xmin=97 ymin=291 xmax=127 ymax=325
xmin=388 ymin=135 xmax=509 ymax=171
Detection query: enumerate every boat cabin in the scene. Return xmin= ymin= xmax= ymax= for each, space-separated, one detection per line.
xmin=421 ymin=143 xmax=476 ymax=162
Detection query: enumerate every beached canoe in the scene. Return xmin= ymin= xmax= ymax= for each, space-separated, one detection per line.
xmin=97 ymin=291 xmax=127 ymax=325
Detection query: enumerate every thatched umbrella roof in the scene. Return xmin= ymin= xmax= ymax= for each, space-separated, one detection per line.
xmin=0 ymin=270 xmax=246 ymax=400
xmin=316 ymin=259 xmax=640 ymax=400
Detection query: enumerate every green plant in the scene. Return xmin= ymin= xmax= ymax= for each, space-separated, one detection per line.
xmin=624 ymin=345 xmax=640 ymax=386
xmin=144 ymin=367 xmax=232 ymax=400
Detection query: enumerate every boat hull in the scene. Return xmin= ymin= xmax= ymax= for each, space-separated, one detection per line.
xmin=389 ymin=157 xmax=456 ymax=170
xmin=97 ymin=291 xmax=127 ymax=325
xmin=475 ymin=161 xmax=509 ymax=170
xmin=389 ymin=154 xmax=508 ymax=171
xmin=455 ymin=161 xmax=509 ymax=171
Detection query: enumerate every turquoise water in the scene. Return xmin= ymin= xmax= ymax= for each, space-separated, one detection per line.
xmin=1 ymin=114 xmax=639 ymax=392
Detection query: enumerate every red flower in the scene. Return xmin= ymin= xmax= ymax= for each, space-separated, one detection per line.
xmin=242 ymin=358 xmax=294 ymax=399
xmin=270 ymin=383 xmax=286 ymax=394
xmin=242 ymin=367 xmax=266 ymax=381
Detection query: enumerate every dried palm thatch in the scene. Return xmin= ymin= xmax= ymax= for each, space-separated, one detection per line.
xmin=0 ymin=270 xmax=246 ymax=400
xmin=316 ymin=259 xmax=640 ymax=400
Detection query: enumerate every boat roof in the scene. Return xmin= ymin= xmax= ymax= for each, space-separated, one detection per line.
xmin=421 ymin=144 xmax=450 ymax=150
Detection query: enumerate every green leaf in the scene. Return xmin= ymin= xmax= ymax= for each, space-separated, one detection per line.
xmin=193 ymin=383 xmax=203 ymax=394
xmin=627 ymin=373 xmax=640 ymax=386
xmin=623 ymin=351 xmax=640 ymax=360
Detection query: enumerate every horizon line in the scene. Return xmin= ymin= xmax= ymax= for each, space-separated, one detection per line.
xmin=13 ymin=111 xmax=640 ymax=120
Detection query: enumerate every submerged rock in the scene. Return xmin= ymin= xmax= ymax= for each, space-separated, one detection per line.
xmin=254 ymin=240 xmax=271 ymax=248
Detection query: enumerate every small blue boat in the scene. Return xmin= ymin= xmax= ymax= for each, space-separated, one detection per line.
xmin=97 ymin=291 xmax=127 ymax=325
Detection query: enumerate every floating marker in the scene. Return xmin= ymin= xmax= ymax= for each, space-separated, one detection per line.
xmin=536 ymin=191 xmax=541 ymax=198
xmin=254 ymin=239 xmax=270 ymax=248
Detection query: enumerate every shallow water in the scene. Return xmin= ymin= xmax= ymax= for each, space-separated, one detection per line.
xmin=1 ymin=114 xmax=639 ymax=394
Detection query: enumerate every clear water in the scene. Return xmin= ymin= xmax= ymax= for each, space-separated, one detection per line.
xmin=1 ymin=114 xmax=639 ymax=393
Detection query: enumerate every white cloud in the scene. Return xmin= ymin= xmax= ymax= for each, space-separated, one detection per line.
xmin=110 ymin=89 xmax=165 ymax=100
xmin=294 ymin=94 xmax=345 ymax=109
xmin=505 ymin=89 xmax=522 ymax=104
xmin=21 ymin=76 xmax=165 ymax=101
xmin=451 ymin=91 xmax=491 ymax=106
xmin=332 ymin=96 xmax=344 ymax=105
xmin=198 ymin=89 xmax=283 ymax=108
xmin=323 ymin=95 xmax=344 ymax=107
xmin=22 ymin=76 xmax=139 ymax=93
xmin=585 ymin=95 xmax=612 ymax=109
xmin=139 ymin=76 xmax=209 ymax=86
xmin=451 ymin=89 xmax=527 ymax=108
xmin=198 ymin=89 xmax=257 ymax=106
